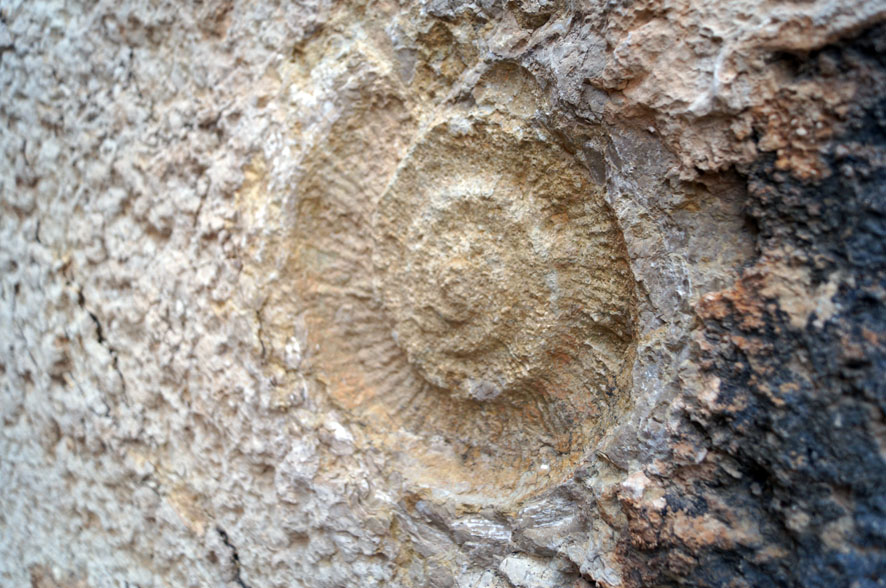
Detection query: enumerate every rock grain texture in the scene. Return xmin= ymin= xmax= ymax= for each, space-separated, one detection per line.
xmin=1 ymin=1 xmax=885 ymax=587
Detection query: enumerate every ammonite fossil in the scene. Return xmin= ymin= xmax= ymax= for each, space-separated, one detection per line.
xmin=293 ymin=111 xmax=637 ymax=504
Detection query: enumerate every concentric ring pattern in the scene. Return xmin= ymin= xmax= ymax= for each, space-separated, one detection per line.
xmin=293 ymin=113 xmax=637 ymax=503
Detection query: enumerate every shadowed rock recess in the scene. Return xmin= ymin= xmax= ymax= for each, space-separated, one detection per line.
xmin=1 ymin=1 xmax=885 ymax=587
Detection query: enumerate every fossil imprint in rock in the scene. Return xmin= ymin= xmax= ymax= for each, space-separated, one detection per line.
xmin=295 ymin=115 xmax=637 ymax=502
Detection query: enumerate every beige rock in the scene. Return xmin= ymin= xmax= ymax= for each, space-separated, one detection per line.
xmin=1 ymin=0 xmax=883 ymax=587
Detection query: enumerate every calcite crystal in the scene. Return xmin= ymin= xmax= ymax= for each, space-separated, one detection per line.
xmin=1 ymin=1 xmax=885 ymax=587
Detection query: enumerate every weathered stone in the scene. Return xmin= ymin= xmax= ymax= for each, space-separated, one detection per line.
xmin=1 ymin=1 xmax=884 ymax=587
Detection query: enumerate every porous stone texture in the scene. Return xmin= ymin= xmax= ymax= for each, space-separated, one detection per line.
xmin=1 ymin=1 xmax=884 ymax=587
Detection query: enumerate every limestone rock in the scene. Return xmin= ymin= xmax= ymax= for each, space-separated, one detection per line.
xmin=1 ymin=1 xmax=885 ymax=586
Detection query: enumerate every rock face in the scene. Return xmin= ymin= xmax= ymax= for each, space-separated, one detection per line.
xmin=1 ymin=1 xmax=884 ymax=587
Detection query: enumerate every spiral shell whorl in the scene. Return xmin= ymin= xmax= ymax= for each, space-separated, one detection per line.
xmin=294 ymin=115 xmax=637 ymax=503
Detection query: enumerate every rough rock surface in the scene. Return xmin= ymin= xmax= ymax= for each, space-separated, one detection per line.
xmin=1 ymin=1 xmax=885 ymax=587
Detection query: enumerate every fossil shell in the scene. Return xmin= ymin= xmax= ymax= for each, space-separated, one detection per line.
xmin=294 ymin=113 xmax=637 ymax=504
